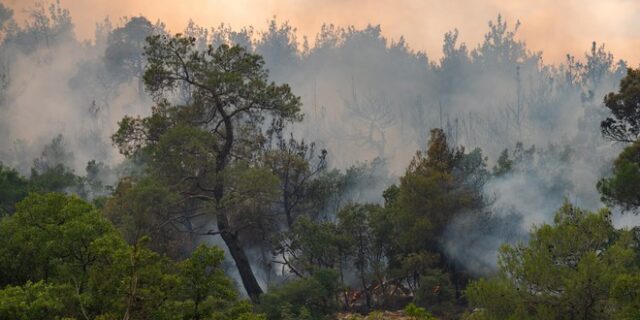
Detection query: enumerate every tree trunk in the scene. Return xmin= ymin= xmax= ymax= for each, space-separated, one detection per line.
xmin=217 ymin=212 xmax=263 ymax=302
xmin=213 ymin=111 xmax=263 ymax=301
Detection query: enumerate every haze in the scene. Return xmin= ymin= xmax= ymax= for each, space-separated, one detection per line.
xmin=6 ymin=0 xmax=640 ymax=65
xmin=2 ymin=1 xmax=640 ymax=317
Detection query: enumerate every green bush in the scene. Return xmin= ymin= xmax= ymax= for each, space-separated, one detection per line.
xmin=414 ymin=269 xmax=455 ymax=314
xmin=404 ymin=303 xmax=436 ymax=320
xmin=259 ymin=269 xmax=341 ymax=319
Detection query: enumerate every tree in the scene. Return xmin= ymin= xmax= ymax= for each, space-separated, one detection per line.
xmin=0 ymin=193 xmax=119 ymax=287
xmin=0 ymin=3 xmax=14 ymax=40
xmin=255 ymin=19 xmax=299 ymax=81
xmin=0 ymin=281 xmax=73 ymax=320
xmin=492 ymin=149 xmax=513 ymax=176
xmin=0 ymin=162 xmax=28 ymax=215
xmin=260 ymin=130 xmax=336 ymax=284
xmin=391 ymin=129 xmax=486 ymax=254
xmin=28 ymin=134 xmax=82 ymax=194
xmin=611 ymin=271 xmax=640 ymax=319
xmin=274 ymin=216 xmax=349 ymax=278
xmin=3 ymin=0 xmax=74 ymax=53
xmin=413 ymin=269 xmax=456 ymax=315
xmin=176 ymin=244 xmax=247 ymax=320
xmin=465 ymin=202 xmax=638 ymax=319
xmin=113 ymin=34 xmax=302 ymax=300
xmin=102 ymin=176 xmax=194 ymax=258
xmin=258 ymin=268 xmax=341 ymax=320
xmin=273 ymin=202 xmax=399 ymax=311
xmin=337 ymin=203 xmax=384 ymax=309
xmin=0 ymin=193 xmax=262 ymax=319
xmin=601 ymin=68 xmax=640 ymax=142
xmin=29 ymin=164 xmax=80 ymax=194
xmin=31 ymin=134 xmax=73 ymax=172
xmin=382 ymin=128 xmax=488 ymax=304
xmin=598 ymin=140 xmax=640 ymax=212
xmin=343 ymin=88 xmax=396 ymax=159
xmin=263 ymin=129 xmax=329 ymax=228
xmin=105 ymin=16 xmax=155 ymax=96
xmin=597 ymin=70 xmax=640 ymax=211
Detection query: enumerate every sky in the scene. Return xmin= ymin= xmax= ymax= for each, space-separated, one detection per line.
xmin=5 ymin=0 xmax=640 ymax=65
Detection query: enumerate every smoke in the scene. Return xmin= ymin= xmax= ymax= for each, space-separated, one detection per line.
xmin=9 ymin=0 xmax=640 ymax=66
xmin=0 ymin=3 xmax=153 ymax=176
xmin=443 ymin=140 xmax=620 ymax=275
xmin=0 ymin=1 xmax=635 ymax=277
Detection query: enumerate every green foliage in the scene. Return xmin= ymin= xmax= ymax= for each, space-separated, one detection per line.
xmin=0 ymin=193 xmax=260 ymax=319
xmin=336 ymin=158 xmax=395 ymax=206
xmin=0 ymin=192 xmax=120 ymax=286
xmin=414 ymin=269 xmax=455 ymax=314
xmin=403 ymin=303 xmax=436 ymax=320
xmin=175 ymin=244 xmax=236 ymax=319
xmin=269 ymin=129 xmax=489 ymax=316
xmin=391 ymin=129 xmax=486 ymax=254
xmin=113 ymin=34 xmax=302 ymax=162
xmin=3 ymin=15 xmax=634 ymax=320
xmin=275 ymin=216 xmax=349 ymax=275
xmin=374 ymin=128 xmax=487 ymax=313
xmin=28 ymin=135 xmax=81 ymax=194
xmin=0 ymin=281 xmax=74 ymax=320
xmin=259 ymin=269 xmax=341 ymax=320
xmin=492 ymin=149 xmax=513 ymax=176
xmin=29 ymin=164 xmax=80 ymax=194
xmin=112 ymin=33 xmax=304 ymax=299
xmin=0 ymin=162 xmax=28 ymax=215
xmin=337 ymin=203 xmax=394 ymax=307
xmin=338 ymin=204 xmax=386 ymax=276
xmin=611 ymin=273 xmax=640 ymax=319
xmin=465 ymin=202 xmax=639 ymax=319
xmin=102 ymin=176 xmax=189 ymax=258
xmin=105 ymin=16 xmax=153 ymax=84
xmin=263 ymin=130 xmax=330 ymax=227
xmin=83 ymin=160 xmax=112 ymax=198
xmin=89 ymin=236 xmax=177 ymax=319
xmin=0 ymin=138 xmax=112 ymax=206
xmin=598 ymin=140 xmax=640 ymax=211
xmin=601 ymin=68 xmax=640 ymax=142
xmin=221 ymin=161 xmax=281 ymax=231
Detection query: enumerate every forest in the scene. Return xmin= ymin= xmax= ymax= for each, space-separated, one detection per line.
xmin=1 ymin=1 xmax=640 ymax=319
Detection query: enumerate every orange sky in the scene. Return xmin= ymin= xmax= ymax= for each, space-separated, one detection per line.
xmin=5 ymin=0 xmax=640 ymax=65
